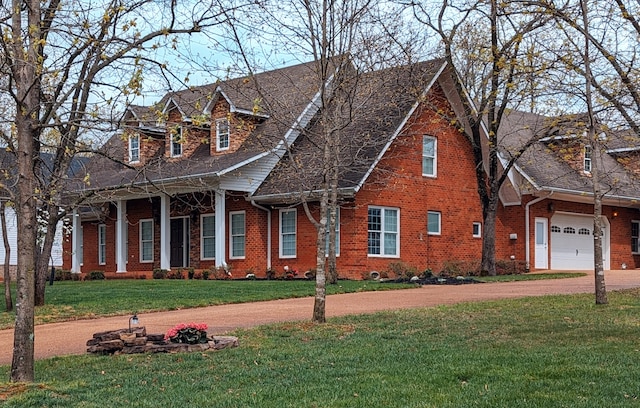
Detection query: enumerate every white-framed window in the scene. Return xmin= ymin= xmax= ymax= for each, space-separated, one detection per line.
xmin=427 ymin=211 xmax=441 ymax=235
xmin=472 ymin=222 xmax=482 ymax=238
xmin=280 ymin=209 xmax=297 ymax=258
xmin=171 ymin=127 xmax=183 ymax=157
xmin=367 ymin=206 xmax=399 ymax=257
xmin=584 ymin=145 xmax=592 ymax=172
xmin=139 ymin=219 xmax=153 ymax=262
xmin=422 ymin=135 xmax=437 ymax=177
xmin=98 ymin=224 xmax=106 ymax=265
xmin=326 ymin=208 xmax=340 ymax=256
xmin=216 ymin=118 xmax=230 ymax=151
xmin=201 ymin=214 xmax=215 ymax=260
xmin=230 ymin=211 xmax=245 ymax=259
xmin=632 ymin=221 xmax=640 ymax=254
xmin=129 ymin=133 xmax=140 ymax=163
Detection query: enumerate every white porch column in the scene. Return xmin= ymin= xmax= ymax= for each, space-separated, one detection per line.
xmin=215 ymin=189 xmax=226 ymax=267
xmin=71 ymin=209 xmax=81 ymax=273
xmin=160 ymin=194 xmax=171 ymax=270
xmin=116 ymin=200 xmax=127 ymax=273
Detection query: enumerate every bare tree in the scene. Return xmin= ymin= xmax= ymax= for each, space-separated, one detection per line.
xmin=409 ymin=0 xmax=559 ymax=275
xmin=222 ymin=0 xmax=424 ymax=322
xmin=0 ymin=0 xmax=241 ymax=383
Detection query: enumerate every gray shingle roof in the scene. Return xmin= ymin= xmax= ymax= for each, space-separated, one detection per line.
xmin=79 ymin=58 xmax=340 ymax=194
xmin=500 ymin=111 xmax=640 ymax=199
xmin=252 ymin=59 xmax=447 ymax=199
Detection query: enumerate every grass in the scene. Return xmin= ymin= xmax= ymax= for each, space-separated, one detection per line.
xmin=1 ymin=288 xmax=639 ymax=407
xmin=0 ymin=279 xmax=417 ymax=329
xmin=475 ymin=272 xmax=587 ymax=282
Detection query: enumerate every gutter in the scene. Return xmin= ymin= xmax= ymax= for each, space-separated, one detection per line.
xmin=251 ymin=200 xmax=272 ymax=270
xmin=525 ymin=192 xmax=553 ymax=269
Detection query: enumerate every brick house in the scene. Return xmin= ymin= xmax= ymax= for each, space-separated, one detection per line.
xmin=61 ymin=58 xmax=640 ymax=278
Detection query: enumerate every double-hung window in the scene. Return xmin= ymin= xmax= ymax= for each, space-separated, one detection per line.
xmin=368 ymin=206 xmax=399 ymax=257
xmin=632 ymin=221 xmax=640 ymax=254
xmin=201 ymin=214 xmax=216 ymax=260
xmin=584 ymin=145 xmax=592 ymax=172
xmin=216 ymin=118 xmax=230 ymax=151
xmin=98 ymin=224 xmax=106 ymax=265
xmin=129 ymin=133 xmax=140 ymax=163
xmin=140 ymin=219 xmax=153 ymax=262
xmin=422 ymin=135 xmax=437 ymax=176
xmin=280 ymin=209 xmax=297 ymax=258
xmin=171 ymin=127 xmax=183 ymax=157
xmin=230 ymin=211 xmax=245 ymax=259
xmin=427 ymin=211 xmax=441 ymax=235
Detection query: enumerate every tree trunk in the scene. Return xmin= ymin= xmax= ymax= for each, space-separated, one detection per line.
xmin=1 ymin=201 xmax=12 ymax=312
xmin=10 ymin=0 xmax=41 ymax=382
xmin=11 ymin=118 xmax=38 ymax=383
xmin=35 ymin=207 xmax=59 ymax=306
xmin=481 ymin=198 xmax=498 ymax=276
xmin=313 ymin=190 xmax=329 ymax=323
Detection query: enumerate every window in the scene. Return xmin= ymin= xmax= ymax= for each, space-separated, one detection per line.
xmin=140 ymin=219 xmax=153 ymax=262
xmin=584 ymin=145 xmax=592 ymax=172
xmin=578 ymin=228 xmax=590 ymax=236
xmin=230 ymin=211 xmax=245 ymax=258
xmin=280 ymin=209 xmax=297 ymax=258
xmin=551 ymin=225 xmax=561 ymax=233
xmin=422 ymin=135 xmax=437 ymax=176
xmin=129 ymin=133 xmax=140 ymax=163
xmin=427 ymin=211 xmax=441 ymax=235
xmin=216 ymin=118 xmax=230 ymax=151
xmin=367 ymin=206 xmax=399 ymax=257
xmin=171 ymin=127 xmax=183 ymax=157
xmin=472 ymin=222 xmax=482 ymax=238
xmin=563 ymin=227 xmax=576 ymax=234
xmin=632 ymin=221 xmax=640 ymax=254
xmin=201 ymin=214 xmax=215 ymax=260
xmin=98 ymin=224 xmax=106 ymax=265
xmin=326 ymin=208 xmax=340 ymax=256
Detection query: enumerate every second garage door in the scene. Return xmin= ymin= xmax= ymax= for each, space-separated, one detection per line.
xmin=550 ymin=213 xmax=609 ymax=270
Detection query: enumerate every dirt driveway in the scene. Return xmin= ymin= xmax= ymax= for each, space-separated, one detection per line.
xmin=0 ymin=270 xmax=638 ymax=366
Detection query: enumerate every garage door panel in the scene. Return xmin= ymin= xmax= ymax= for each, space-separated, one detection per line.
xmin=550 ymin=214 xmax=607 ymax=270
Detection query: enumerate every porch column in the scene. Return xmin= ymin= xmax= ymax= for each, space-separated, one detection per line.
xmin=215 ymin=189 xmax=226 ymax=267
xmin=71 ymin=209 xmax=81 ymax=273
xmin=160 ymin=194 xmax=171 ymax=270
xmin=116 ymin=200 xmax=127 ymax=273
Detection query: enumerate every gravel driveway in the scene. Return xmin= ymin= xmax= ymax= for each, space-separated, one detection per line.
xmin=0 ymin=270 xmax=638 ymax=365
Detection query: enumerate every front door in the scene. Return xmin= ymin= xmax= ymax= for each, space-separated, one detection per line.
xmin=534 ymin=217 xmax=548 ymax=269
xmin=170 ymin=217 xmax=189 ymax=268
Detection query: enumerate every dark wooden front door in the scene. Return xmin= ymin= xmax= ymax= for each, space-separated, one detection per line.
xmin=170 ymin=218 xmax=189 ymax=268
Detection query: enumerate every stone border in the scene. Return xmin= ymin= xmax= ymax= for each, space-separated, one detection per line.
xmin=87 ymin=327 xmax=238 ymax=355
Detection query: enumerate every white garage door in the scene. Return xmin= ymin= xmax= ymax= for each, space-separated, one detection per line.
xmin=550 ymin=213 xmax=609 ymax=270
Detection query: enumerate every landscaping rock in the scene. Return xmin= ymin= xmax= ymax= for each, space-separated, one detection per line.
xmin=87 ymin=328 xmax=238 ymax=356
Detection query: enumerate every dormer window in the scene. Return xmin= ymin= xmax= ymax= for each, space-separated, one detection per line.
xmin=216 ymin=118 xmax=230 ymax=151
xmin=171 ymin=127 xmax=183 ymax=157
xmin=129 ymin=133 xmax=140 ymax=163
xmin=584 ymin=145 xmax=592 ymax=172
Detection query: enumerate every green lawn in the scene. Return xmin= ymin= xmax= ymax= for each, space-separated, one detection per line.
xmin=1 ymin=288 xmax=639 ymax=407
xmin=0 ymin=279 xmax=417 ymax=329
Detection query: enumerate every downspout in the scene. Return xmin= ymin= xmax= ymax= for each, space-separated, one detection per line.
xmin=251 ymin=200 xmax=271 ymax=270
xmin=525 ymin=191 xmax=553 ymax=269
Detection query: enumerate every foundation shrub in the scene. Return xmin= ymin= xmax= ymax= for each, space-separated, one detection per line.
xmin=166 ymin=269 xmax=184 ymax=279
xmin=387 ymin=261 xmax=418 ymax=280
xmin=152 ymin=268 xmax=168 ymax=279
xmin=87 ymin=270 xmax=105 ymax=280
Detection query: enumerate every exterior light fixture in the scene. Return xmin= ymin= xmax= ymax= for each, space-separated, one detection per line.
xmin=129 ymin=313 xmax=139 ymax=333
